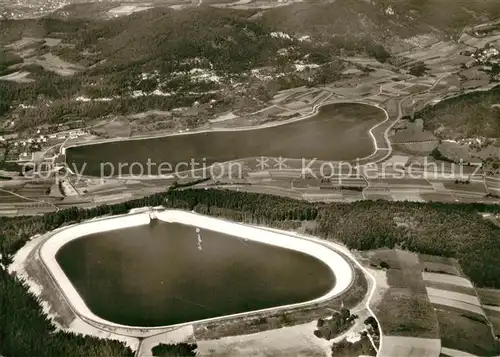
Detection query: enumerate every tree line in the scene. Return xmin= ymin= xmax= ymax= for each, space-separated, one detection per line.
xmin=0 ymin=268 xmax=133 ymax=357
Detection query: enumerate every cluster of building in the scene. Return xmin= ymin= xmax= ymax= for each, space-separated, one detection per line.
xmin=473 ymin=44 xmax=500 ymax=63
xmin=463 ymin=43 xmax=500 ymax=69
xmin=0 ymin=0 xmax=85 ymax=19
xmin=0 ymin=129 xmax=88 ymax=162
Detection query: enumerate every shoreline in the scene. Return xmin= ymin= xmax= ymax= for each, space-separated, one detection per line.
xmin=38 ymin=209 xmax=354 ymax=330
xmin=60 ymin=101 xmax=390 ymax=179
xmin=62 ymin=100 xmax=387 ymax=155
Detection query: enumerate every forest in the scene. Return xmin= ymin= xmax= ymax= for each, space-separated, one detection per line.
xmin=3 ymin=188 xmax=500 ymax=355
xmin=417 ymin=85 xmax=500 ymax=139
xmin=0 ymin=6 xmax=391 ymax=131
xmin=151 ymin=343 xmax=197 ymax=356
xmin=0 ymin=266 xmax=134 ymax=357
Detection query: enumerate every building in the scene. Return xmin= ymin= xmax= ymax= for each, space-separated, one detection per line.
xmin=18 ymin=152 xmax=32 ymax=161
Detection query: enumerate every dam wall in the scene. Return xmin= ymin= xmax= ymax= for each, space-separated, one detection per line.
xmin=40 ymin=209 xmax=354 ymax=329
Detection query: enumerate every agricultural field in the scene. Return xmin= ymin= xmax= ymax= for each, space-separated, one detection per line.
xmin=426 ymin=287 xmax=484 ymax=316
xmin=367 ymin=249 xmax=439 ymax=339
xmin=368 ymin=178 xmax=432 ymax=188
xmin=483 ymin=307 xmax=500 ymax=339
xmin=485 ymin=176 xmax=500 ymax=195
xmin=422 ymin=261 xmax=499 ymax=356
xmin=391 ymin=119 xmax=437 ymax=144
xmin=419 ymin=254 xmax=464 ymax=276
xmin=380 ymin=336 xmax=440 ymax=357
xmin=0 ymin=178 xmax=60 ymax=215
xmin=478 ymin=288 xmax=500 ymax=307
xmin=0 ymin=70 xmax=33 ymax=83
xmin=460 ymin=32 xmax=500 ymax=50
xmin=362 ymin=190 xmax=393 ymax=201
xmin=477 ymin=288 xmax=500 ymax=337
xmin=365 ymin=249 xmax=500 ymax=356
xmin=422 ymin=272 xmax=474 ymax=289
xmin=442 ymin=182 xmax=487 ymax=194
xmin=2 ymin=36 xmax=83 ymax=77
xmin=0 ymin=189 xmax=31 ymax=216
xmin=26 ymin=53 xmax=82 ymax=76
xmin=436 ymin=307 xmax=498 ymax=356
xmin=424 ymin=281 xmax=476 ymax=297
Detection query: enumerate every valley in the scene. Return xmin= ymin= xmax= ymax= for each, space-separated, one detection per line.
xmin=3 ymin=1 xmax=500 ymax=357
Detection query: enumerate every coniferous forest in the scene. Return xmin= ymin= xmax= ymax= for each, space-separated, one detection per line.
xmin=2 ymin=188 xmax=500 ymax=355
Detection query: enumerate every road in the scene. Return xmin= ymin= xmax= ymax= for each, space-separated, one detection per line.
xmin=360 ymin=73 xmax=451 ymax=199
xmin=378 ymin=73 xmax=450 ymax=164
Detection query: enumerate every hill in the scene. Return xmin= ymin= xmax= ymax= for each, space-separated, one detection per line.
xmin=2 ymin=0 xmax=500 ymax=132
xmin=262 ymin=0 xmax=500 ymax=44
xmin=417 ymin=86 xmax=500 ymax=139
xmin=0 ymin=5 xmax=383 ymax=130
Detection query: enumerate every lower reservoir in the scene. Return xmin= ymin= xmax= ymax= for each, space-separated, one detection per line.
xmin=66 ymin=103 xmax=385 ymax=177
xmin=55 ymin=220 xmax=336 ymax=327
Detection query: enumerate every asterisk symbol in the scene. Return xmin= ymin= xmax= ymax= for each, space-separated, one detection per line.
xmin=256 ymin=156 xmax=270 ymax=170
xmin=273 ymin=156 xmax=288 ymax=170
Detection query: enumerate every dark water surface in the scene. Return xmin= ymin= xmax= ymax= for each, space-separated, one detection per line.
xmin=56 ymin=220 xmax=335 ymax=326
xmin=66 ymin=103 xmax=384 ymax=176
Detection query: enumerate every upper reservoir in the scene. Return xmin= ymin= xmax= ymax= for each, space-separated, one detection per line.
xmin=66 ymin=103 xmax=385 ymax=176
xmin=55 ymin=220 xmax=335 ymax=327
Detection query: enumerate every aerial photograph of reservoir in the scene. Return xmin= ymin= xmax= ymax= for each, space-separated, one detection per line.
xmin=66 ymin=103 xmax=384 ymax=176
xmin=5 ymin=1 xmax=500 ymax=356
xmin=55 ymin=220 xmax=335 ymax=327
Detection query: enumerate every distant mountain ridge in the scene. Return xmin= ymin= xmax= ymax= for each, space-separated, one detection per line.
xmin=2 ymin=0 xmax=500 ymax=131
